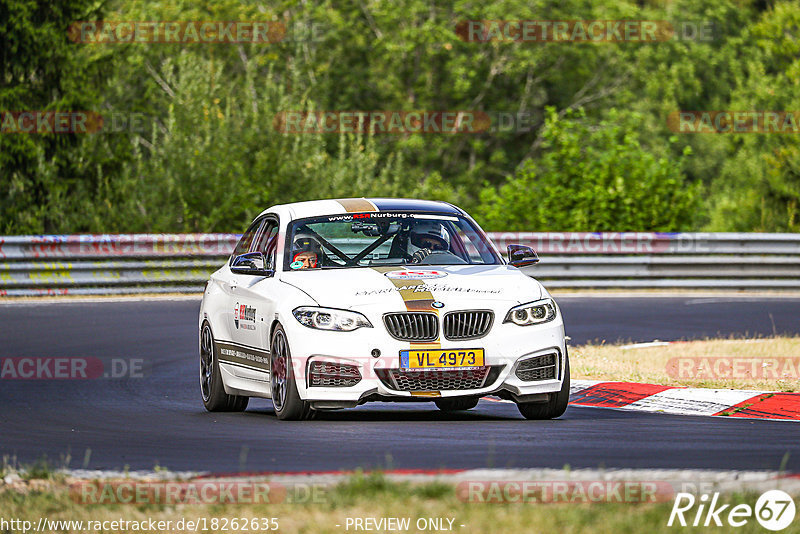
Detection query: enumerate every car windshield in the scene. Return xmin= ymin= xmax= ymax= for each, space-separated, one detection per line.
xmin=284 ymin=212 xmax=501 ymax=270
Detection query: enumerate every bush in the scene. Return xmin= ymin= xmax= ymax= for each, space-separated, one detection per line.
xmin=476 ymin=108 xmax=701 ymax=231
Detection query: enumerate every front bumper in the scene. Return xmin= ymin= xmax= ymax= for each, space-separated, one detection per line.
xmin=282 ymin=310 xmax=567 ymax=405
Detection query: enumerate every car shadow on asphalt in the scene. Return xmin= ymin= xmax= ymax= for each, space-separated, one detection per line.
xmin=244 ymin=401 xmax=529 ymax=422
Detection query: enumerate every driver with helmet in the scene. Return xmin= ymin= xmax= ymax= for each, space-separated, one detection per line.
xmin=408 ymin=221 xmax=450 ymax=263
xmin=291 ymin=233 xmax=322 ymax=269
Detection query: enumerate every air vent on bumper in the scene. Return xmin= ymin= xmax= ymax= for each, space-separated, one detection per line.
xmin=308 ymin=361 xmax=361 ymax=387
xmin=515 ymin=352 xmax=558 ymax=381
xmin=375 ymin=366 xmax=503 ymax=391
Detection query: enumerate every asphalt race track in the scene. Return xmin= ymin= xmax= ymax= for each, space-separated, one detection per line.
xmin=1 ymin=296 xmax=799 ymax=473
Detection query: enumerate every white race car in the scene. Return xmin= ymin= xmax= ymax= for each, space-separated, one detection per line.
xmin=199 ymin=198 xmax=569 ymax=420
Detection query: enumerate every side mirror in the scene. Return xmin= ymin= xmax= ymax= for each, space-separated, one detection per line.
xmin=507 ymin=244 xmax=539 ymax=267
xmin=231 ymin=252 xmax=273 ymax=276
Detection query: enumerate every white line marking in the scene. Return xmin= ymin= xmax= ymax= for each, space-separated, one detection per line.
xmin=620 ymin=341 xmax=672 ymax=350
xmin=625 ymin=388 xmax=765 ymax=416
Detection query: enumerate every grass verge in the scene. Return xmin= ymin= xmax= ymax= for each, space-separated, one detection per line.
xmin=1 ymin=472 xmax=797 ymax=534
xmin=571 ymin=336 xmax=800 ymax=391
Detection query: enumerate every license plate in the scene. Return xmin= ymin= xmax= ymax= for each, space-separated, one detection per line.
xmin=400 ymin=349 xmax=484 ymax=369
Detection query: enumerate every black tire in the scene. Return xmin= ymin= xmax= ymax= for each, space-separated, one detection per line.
xmin=270 ymin=324 xmax=314 ymax=421
xmin=517 ymin=351 xmax=570 ymax=420
xmin=435 ymin=397 xmax=480 ymax=412
xmin=200 ymin=322 xmax=249 ymax=412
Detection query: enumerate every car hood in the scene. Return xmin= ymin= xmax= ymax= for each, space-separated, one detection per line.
xmin=279 ymin=265 xmax=543 ymax=309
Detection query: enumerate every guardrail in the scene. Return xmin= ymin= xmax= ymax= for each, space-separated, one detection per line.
xmin=0 ymin=234 xmax=237 ymax=296
xmin=1 ymin=232 xmax=799 ymax=296
xmin=493 ymin=232 xmax=800 ymax=289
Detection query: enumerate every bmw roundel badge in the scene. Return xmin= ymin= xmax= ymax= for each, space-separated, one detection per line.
xmin=431 ymin=301 xmax=445 ymax=309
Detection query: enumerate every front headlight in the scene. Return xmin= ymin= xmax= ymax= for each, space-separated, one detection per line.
xmin=504 ymin=299 xmax=557 ymax=326
xmin=292 ymin=307 xmax=373 ymax=332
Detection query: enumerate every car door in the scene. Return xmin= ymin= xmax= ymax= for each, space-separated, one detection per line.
xmin=226 ymin=217 xmax=280 ymax=383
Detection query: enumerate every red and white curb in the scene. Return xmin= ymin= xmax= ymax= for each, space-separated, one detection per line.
xmin=568 ymin=380 xmax=800 ymax=421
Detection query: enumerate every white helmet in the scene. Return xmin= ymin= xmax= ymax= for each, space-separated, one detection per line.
xmin=409 ymin=220 xmax=450 ymax=250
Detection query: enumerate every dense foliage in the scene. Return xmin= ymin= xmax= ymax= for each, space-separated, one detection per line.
xmin=1 ymin=0 xmax=798 ymax=233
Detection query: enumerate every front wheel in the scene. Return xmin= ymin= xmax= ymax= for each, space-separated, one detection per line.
xmin=517 ymin=351 xmax=570 ymax=420
xmin=200 ymin=323 xmax=249 ymax=412
xmin=270 ymin=324 xmax=313 ymax=421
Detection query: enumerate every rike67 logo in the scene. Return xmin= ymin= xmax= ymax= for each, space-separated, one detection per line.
xmin=668 ymin=490 xmax=796 ymax=531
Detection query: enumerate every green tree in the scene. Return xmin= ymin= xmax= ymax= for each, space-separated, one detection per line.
xmin=2 ymin=0 xmax=793 ymax=234
xmin=0 ymin=0 xmax=115 ymax=233
xmin=705 ymin=1 xmax=800 ymax=231
xmin=476 ymin=108 xmax=700 ymax=231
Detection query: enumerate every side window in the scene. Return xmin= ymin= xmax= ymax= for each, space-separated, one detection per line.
xmin=453 ymin=223 xmax=495 ymax=263
xmin=453 ymin=226 xmax=481 ymax=262
xmin=230 ymin=218 xmax=265 ymax=261
xmin=254 ymin=220 xmax=279 ymax=269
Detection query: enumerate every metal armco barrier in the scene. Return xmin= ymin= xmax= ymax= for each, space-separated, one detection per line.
xmin=0 ymin=234 xmax=239 ymax=259
xmin=1 ymin=232 xmax=799 ymax=296
xmin=0 ymin=234 xmax=237 ymax=296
